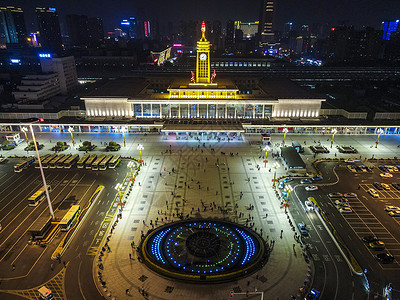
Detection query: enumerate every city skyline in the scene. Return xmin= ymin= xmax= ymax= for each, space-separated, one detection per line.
xmin=8 ymin=0 xmax=400 ymax=34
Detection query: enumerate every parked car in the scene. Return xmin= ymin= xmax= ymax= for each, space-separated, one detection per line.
xmin=305 ymin=185 xmax=318 ymax=191
xmin=0 ymin=157 xmax=7 ymax=163
xmin=340 ymin=206 xmax=352 ymax=213
xmin=343 ymin=193 xmax=357 ymax=198
xmin=283 ymin=177 xmax=293 ymax=183
xmin=328 ymin=192 xmax=343 ymax=198
xmin=312 ymin=176 xmax=323 ymax=181
xmin=385 ymin=206 xmax=400 ymax=212
xmin=392 ymin=182 xmax=400 ymax=190
xmin=362 ymin=235 xmax=378 ymax=243
xmin=278 ymin=181 xmax=285 ymax=189
xmin=378 ymin=165 xmax=388 ymax=172
xmin=300 ymin=178 xmax=312 ymax=184
xmin=335 ymin=199 xmax=348 ymax=206
xmin=376 ymin=253 xmax=394 ymax=264
xmin=373 ymin=182 xmax=383 ymax=190
xmin=305 ymin=289 xmax=320 ymax=300
xmin=369 ymin=240 xmax=385 ymax=250
xmin=298 ymin=222 xmax=308 ymax=236
xmin=305 ymin=200 xmax=314 ymax=211
xmin=380 ymin=172 xmax=393 ymax=178
xmin=388 ymin=210 xmax=400 ymax=217
xmin=367 ymin=188 xmax=379 ymax=198
xmin=381 ymin=183 xmax=390 ymax=190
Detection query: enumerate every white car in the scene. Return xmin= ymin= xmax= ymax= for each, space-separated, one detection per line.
xmin=385 ymin=206 xmax=400 ymax=212
xmin=305 ymin=185 xmax=318 ymax=191
xmin=368 ymin=188 xmax=379 ymax=198
xmin=305 ymin=200 xmax=314 ymax=211
xmin=380 ymin=173 xmax=393 ymax=178
xmin=340 ymin=206 xmax=352 ymax=213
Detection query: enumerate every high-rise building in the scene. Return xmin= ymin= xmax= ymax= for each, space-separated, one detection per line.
xmin=36 ymin=7 xmax=63 ymax=54
xmin=66 ymin=14 xmax=89 ymax=47
xmin=381 ymin=20 xmax=399 ymax=40
xmin=225 ymin=20 xmax=234 ymax=49
xmin=234 ymin=21 xmax=259 ymax=40
xmin=258 ymin=0 xmax=274 ymax=43
xmin=120 ymin=17 xmax=137 ymax=38
xmin=0 ymin=6 xmax=27 ymax=45
xmin=283 ymin=22 xmax=293 ymax=38
xmin=87 ymin=17 xmax=104 ymax=47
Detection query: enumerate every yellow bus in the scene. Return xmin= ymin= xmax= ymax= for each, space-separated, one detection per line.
xmin=77 ymin=153 xmax=90 ymax=168
xmin=33 ymin=154 xmax=50 ymax=168
xmin=59 ymin=205 xmax=81 ymax=231
xmin=28 ymin=185 xmax=52 ymax=206
xmin=64 ymin=154 xmax=79 ymax=168
xmin=108 ymin=155 xmax=121 ymax=168
xmin=14 ymin=157 xmax=35 ymax=173
xmin=85 ymin=154 xmax=97 ymax=169
xmin=91 ymin=154 xmax=106 ymax=171
xmin=57 ymin=154 xmax=71 ymax=168
xmin=41 ymin=154 xmax=57 ymax=168
xmin=49 ymin=154 xmax=65 ymax=168
xmin=99 ymin=154 xmax=113 ymax=170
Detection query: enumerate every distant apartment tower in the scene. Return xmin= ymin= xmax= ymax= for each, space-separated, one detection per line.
xmin=0 ymin=6 xmax=27 ymax=45
xmin=66 ymin=14 xmax=89 ymax=47
xmin=40 ymin=56 xmax=78 ymax=95
xmin=234 ymin=21 xmax=259 ymax=40
xmin=87 ymin=17 xmax=104 ymax=47
xmin=258 ymin=0 xmax=274 ymax=43
xmin=225 ymin=20 xmax=234 ymax=49
xmin=36 ymin=7 xmax=63 ymax=54
xmin=381 ymin=20 xmax=399 ymax=40
xmin=121 ymin=17 xmax=137 ymax=38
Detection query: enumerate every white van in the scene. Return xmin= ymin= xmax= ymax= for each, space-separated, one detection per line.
xmin=38 ymin=286 xmax=54 ymax=300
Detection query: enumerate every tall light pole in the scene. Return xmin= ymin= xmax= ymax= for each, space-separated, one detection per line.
xmin=272 ymin=162 xmax=280 ymax=188
xmin=121 ymin=126 xmax=127 ymax=147
xmin=21 ymin=127 xmax=29 ymax=145
xmin=330 ymin=128 xmax=337 ymax=148
xmin=68 ymin=127 xmax=75 ymax=147
xmin=375 ymin=128 xmax=384 ymax=148
xmin=28 ymin=123 xmax=54 ymax=219
xmin=127 ymin=161 xmax=135 ymax=178
xmin=115 ymin=183 xmax=124 ymax=211
xmin=282 ymin=128 xmax=288 ymax=146
xmin=284 ymin=184 xmax=293 ymax=213
xmin=137 ymin=144 xmax=144 ymax=163
xmin=263 ymin=146 xmax=270 ymax=168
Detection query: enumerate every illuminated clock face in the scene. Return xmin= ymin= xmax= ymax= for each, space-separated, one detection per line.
xmin=199 ymin=53 xmax=207 ymax=61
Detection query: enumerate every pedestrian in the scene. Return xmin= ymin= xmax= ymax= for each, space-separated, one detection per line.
xmin=12 ymin=264 xmax=15 ymax=271
xmin=126 ymin=288 xmax=130 ymax=295
xmin=51 ymin=263 xmax=54 ymax=271
xmin=265 ymin=213 xmax=268 ymax=218
xmin=129 ymin=253 xmax=132 ymax=260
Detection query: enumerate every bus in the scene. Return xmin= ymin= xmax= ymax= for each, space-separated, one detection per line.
xmin=108 ymin=155 xmax=121 ymax=169
xmin=85 ymin=154 xmax=97 ymax=169
xmin=49 ymin=154 xmax=64 ymax=168
xmin=57 ymin=154 xmax=71 ymax=168
xmin=59 ymin=205 xmax=81 ymax=231
xmin=28 ymin=185 xmax=52 ymax=206
xmin=6 ymin=133 xmax=24 ymax=145
xmin=292 ymin=141 xmax=304 ymax=153
xmin=91 ymin=154 xmax=106 ymax=171
xmin=33 ymin=154 xmax=50 ymax=168
xmin=77 ymin=153 xmax=90 ymax=169
xmin=64 ymin=154 xmax=79 ymax=168
xmin=14 ymin=157 xmax=35 ymax=173
xmin=40 ymin=154 xmax=57 ymax=168
xmin=99 ymin=154 xmax=113 ymax=170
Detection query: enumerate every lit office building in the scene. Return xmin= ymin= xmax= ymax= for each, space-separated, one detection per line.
xmin=234 ymin=21 xmax=259 ymax=39
xmin=0 ymin=6 xmax=27 ymax=45
xmin=35 ymin=7 xmax=63 ymax=54
xmin=381 ymin=20 xmax=399 ymax=40
xmin=258 ymin=0 xmax=274 ymax=43
xmin=82 ymin=22 xmax=324 ymax=120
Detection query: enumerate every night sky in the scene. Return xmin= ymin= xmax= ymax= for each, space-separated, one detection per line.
xmin=7 ymin=0 xmax=400 ymax=33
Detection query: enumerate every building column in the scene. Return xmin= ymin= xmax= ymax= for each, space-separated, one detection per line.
xmin=234 ymin=104 xmax=237 ymax=118
xmin=197 ymin=104 xmax=199 ymax=118
xmin=160 ymin=104 xmax=162 ymax=118
xmin=253 ymin=105 xmax=255 ymax=119
xmin=169 ymin=104 xmax=171 ymax=118
xmin=179 ymin=104 xmax=181 ymax=118
xmin=225 ymin=104 xmax=227 ymax=118
xmin=187 ymin=104 xmax=190 ymax=118
xmin=150 ymin=104 xmax=153 ymax=118
xmin=216 ymin=104 xmax=218 ymax=118
xmin=262 ymin=104 xmax=265 ymax=119
xmin=141 ymin=104 xmax=143 ymax=118
xmin=206 ymin=104 xmax=208 ymax=118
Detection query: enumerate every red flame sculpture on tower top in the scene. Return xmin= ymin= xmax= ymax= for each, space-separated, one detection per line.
xmin=201 ymin=21 xmax=206 ymax=34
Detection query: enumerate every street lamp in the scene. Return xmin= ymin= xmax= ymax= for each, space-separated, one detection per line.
xmin=272 ymin=162 xmax=280 ymax=188
xmin=284 ymin=184 xmax=293 ymax=213
xmin=115 ymin=183 xmax=124 ymax=211
xmin=375 ymin=128 xmax=384 ymax=148
xmin=21 ymin=126 xmax=29 ymax=145
xmin=28 ymin=123 xmax=54 ymax=219
xmin=137 ymin=144 xmax=144 ymax=163
xmin=121 ymin=126 xmax=128 ymax=147
xmin=282 ymin=128 xmax=288 ymax=146
xmin=68 ymin=127 xmax=75 ymax=146
xmin=127 ymin=161 xmax=135 ymax=178
xmin=330 ymin=128 xmax=337 ymax=148
xmin=263 ymin=145 xmax=270 ymax=168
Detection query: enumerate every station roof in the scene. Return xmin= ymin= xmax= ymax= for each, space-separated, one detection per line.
xmin=280 ymin=146 xmax=306 ymax=169
xmin=258 ymin=79 xmax=323 ymax=100
xmin=84 ymin=77 xmax=149 ymax=98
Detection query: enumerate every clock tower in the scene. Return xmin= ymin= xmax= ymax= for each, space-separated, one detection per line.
xmin=196 ymin=21 xmax=211 ymax=84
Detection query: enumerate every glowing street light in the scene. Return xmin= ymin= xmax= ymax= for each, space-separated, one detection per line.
xmin=263 ymin=146 xmax=270 ymax=168
xmin=115 ymin=183 xmax=124 ymax=210
xmin=331 ymin=128 xmax=337 ymax=148
xmin=21 ymin=126 xmax=29 ymax=145
xmin=137 ymin=144 xmax=144 ymax=163
xmin=273 ymin=162 xmax=280 ymax=188
xmin=121 ymin=126 xmax=128 ymax=147
xmin=284 ymin=184 xmax=293 ymax=213
xmin=127 ymin=161 xmax=135 ymax=178
xmin=68 ymin=127 xmax=75 ymax=146
xmin=375 ymin=128 xmax=384 ymax=148
xmin=282 ymin=128 xmax=289 ymax=146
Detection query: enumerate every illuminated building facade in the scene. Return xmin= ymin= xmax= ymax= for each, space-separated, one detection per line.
xmin=258 ymin=0 xmax=274 ymax=43
xmin=82 ymin=22 xmax=324 ymax=121
xmin=0 ymin=6 xmax=27 ymax=45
